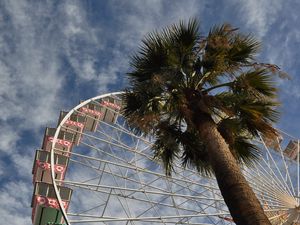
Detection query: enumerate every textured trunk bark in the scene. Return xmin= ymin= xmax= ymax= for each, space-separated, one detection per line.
xmin=194 ymin=115 xmax=271 ymax=225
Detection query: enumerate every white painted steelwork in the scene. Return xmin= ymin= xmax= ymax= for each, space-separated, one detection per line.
xmin=48 ymin=92 xmax=300 ymax=225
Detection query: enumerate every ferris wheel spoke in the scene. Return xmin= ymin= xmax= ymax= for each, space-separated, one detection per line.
xmin=256 ymin=156 xmax=292 ymax=196
xmin=67 ymin=159 xmax=225 ymax=221
xmin=64 ymin=180 xmax=226 ymax=221
xmin=62 ymin=180 xmax=224 ymax=202
xmin=276 ymin=142 xmax=296 ymax=197
xmin=66 ymin=148 xmax=221 ymax=195
xmin=246 ymin=167 xmax=286 ymax=202
xmin=62 ymin=123 xmax=148 ymax=160
xmin=183 ymin=181 xmax=224 ymax=225
xmin=259 ymin=134 xmax=295 ymax=197
xmin=95 ymin=127 xmax=137 ymax=150
xmin=104 ymin=163 xmax=137 ymax=225
xmin=68 ymin=212 xmax=232 ymax=224
xmin=254 ymin=161 xmax=298 ymax=209
xmin=63 ymin=183 xmax=226 ymax=220
xmin=244 ymin=170 xmax=283 ymax=199
xmin=129 ymin=146 xmax=171 ymax=225
xmin=267 ymin=211 xmax=289 ymax=223
xmin=243 ymin=168 xmax=290 ymax=205
xmin=72 ymin=188 xmax=200 ymax=216
xmin=253 ymin=143 xmax=288 ymax=196
xmin=186 ymin=183 xmax=222 ymax=208
xmin=85 ymin=124 xmax=219 ymax=194
xmin=85 ymin=131 xmax=156 ymax=170
xmin=68 ymin=156 xmax=215 ymax=202
xmin=80 ymin=140 xmax=133 ymax=167
xmin=61 ymin=158 xmax=221 ymax=209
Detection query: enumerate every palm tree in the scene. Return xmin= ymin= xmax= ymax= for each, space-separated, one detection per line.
xmin=122 ymin=19 xmax=280 ymax=225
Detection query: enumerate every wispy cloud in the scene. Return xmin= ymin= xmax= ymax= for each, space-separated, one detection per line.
xmin=0 ymin=181 xmax=32 ymax=225
xmin=93 ymin=0 xmax=205 ymax=91
xmin=62 ymin=1 xmax=104 ymax=82
xmin=229 ymin=0 xmax=284 ymax=37
xmin=2 ymin=0 xmax=300 ymax=224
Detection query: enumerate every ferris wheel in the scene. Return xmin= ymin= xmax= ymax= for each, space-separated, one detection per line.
xmin=30 ymin=92 xmax=300 ymax=225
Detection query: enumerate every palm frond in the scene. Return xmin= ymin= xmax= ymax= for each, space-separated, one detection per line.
xmin=227 ymin=34 xmax=260 ymax=64
xmin=152 ymin=121 xmax=182 ymax=175
xmin=237 ymin=97 xmax=280 ymax=124
xmin=232 ymin=69 xmax=278 ymax=98
xmin=180 ymin=129 xmax=212 ymax=176
xmin=232 ymin=137 xmax=260 ymax=166
xmin=217 ymin=118 xmax=260 ymax=167
xmin=122 ymin=91 xmax=161 ymax=135
xmin=129 ymin=34 xmax=169 ymax=82
xmin=128 ymin=18 xmax=200 ymax=87
xmin=215 ymin=91 xmax=280 ymax=139
xmin=202 ymin=24 xmax=260 ymax=85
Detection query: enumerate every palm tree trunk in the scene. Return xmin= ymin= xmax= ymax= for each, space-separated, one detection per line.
xmin=194 ymin=114 xmax=271 ymax=225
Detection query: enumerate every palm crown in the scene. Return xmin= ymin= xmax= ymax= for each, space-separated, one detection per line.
xmin=123 ymin=19 xmax=280 ymax=176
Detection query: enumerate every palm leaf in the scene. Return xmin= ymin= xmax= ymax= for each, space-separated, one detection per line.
xmin=152 ymin=121 xmax=182 ymax=175
xmin=202 ymin=24 xmax=260 ymax=85
xmin=232 ymin=137 xmax=260 ymax=166
xmin=217 ymin=118 xmax=259 ymax=167
xmin=180 ymin=129 xmax=212 ymax=176
xmin=232 ymin=69 xmax=278 ymax=98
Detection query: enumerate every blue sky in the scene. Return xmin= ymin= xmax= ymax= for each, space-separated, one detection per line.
xmin=1 ymin=0 xmax=300 ymax=224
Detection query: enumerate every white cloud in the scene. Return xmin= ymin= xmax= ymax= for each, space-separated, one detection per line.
xmin=0 ymin=125 xmax=19 ymax=152
xmin=231 ymin=0 xmax=284 ymax=37
xmin=63 ymin=3 xmax=86 ymax=37
xmin=0 ymin=181 xmax=32 ymax=225
xmin=0 ymin=1 xmax=64 ymax=125
xmin=109 ymin=0 xmax=203 ymax=47
xmin=93 ymin=0 xmax=205 ymax=92
xmin=61 ymin=1 xmax=104 ymax=83
xmin=0 ymin=161 xmax=4 ymax=177
xmin=11 ymin=151 xmax=35 ymax=179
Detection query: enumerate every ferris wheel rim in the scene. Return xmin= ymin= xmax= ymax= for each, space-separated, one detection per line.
xmin=50 ymin=92 xmax=123 ymax=225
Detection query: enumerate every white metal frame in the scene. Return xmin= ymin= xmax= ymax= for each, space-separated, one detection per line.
xmin=50 ymin=92 xmax=300 ymax=225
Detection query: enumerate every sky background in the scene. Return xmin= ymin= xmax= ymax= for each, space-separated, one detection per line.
xmin=1 ymin=0 xmax=300 ymax=224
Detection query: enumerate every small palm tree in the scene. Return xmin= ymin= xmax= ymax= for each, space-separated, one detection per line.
xmin=122 ymin=19 xmax=280 ymax=225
